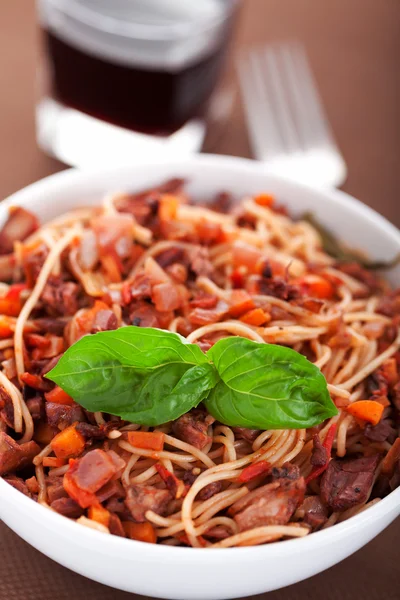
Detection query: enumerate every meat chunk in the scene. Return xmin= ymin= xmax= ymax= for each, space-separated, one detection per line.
xmin=156 ymin=248 xmax=185 ymax=269
xmin=377 ymin=290 xmax=400 ymax=317
xmin=47 ymin=480 xmax=68 ymax=503
xmin=45 ymin=402 xmax=85 ymax=429
xmin=364 ymin=420 xmax=396 ymax=443
xmin=34 ymin=317 xmax=70 ymax=336
xmin=269 ymin=463 xmax=301 ymax=483
xmin=125 ymin=484 xmax=171 ymax=523
xmin=231 ymin=477 xmax=305 ymax=532
xmin=247 ymin=275 xmax=300 ymax=301
xmin=67 ymin=449 xmax=118 ymax=494
xmin=198 ymin=481 xmax=222 ymax=501
xmin=75 ymin=423 xmax=107 ymax=440
xmin=0 ymin=207 xmax=39 ymax=254
xmin=41 ymin=276 xmax=80 ymax=317
xmin=0 ymin=432 xmax=40 ymax=475
xmin=108 ymin=513 xmax=126 ymax=537
xmin=320 ymin=455 xmax=380 ymax=512
xmin=301 ymin=496 xmax=328 ymax=530
xmin=3 ymin=475 xmax=31 ymax=497
xmin=26 ymin=396 xmax=44 ymax=422
xmin=171 ymin=410 xmax=213 ymax=450
xmin=50 ymin=497 xmax=84 ymax=518
xmin=232 ymin=427 xmax=261 ymax=443
xmin=310 ymin=434 xmax=328 ymax=468
xmin=91 ymin=309 xmax=118 ymax=332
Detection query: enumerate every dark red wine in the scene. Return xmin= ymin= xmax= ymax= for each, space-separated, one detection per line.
xmin=43 ymin=28 xmax=231 ymax=135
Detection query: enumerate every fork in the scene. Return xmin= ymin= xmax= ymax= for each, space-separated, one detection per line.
xmin=237 ymin=42 xmax=347 ymax=188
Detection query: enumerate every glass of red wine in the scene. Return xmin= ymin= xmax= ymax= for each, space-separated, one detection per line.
xmin=36 ymin=0 xmax=238 ymax=167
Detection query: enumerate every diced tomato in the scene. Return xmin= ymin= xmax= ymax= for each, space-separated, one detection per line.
xmin=45 ymin=386 xmax=74 ymax=406
xmin=228 ymin=290 xmax=255 ymax=318
xmin=127 ymin=431 xmax=165 ymax=451
xmin=25 ymin=333 xmax=51 ymax=348
xmin=238 ymin=460 xmax=271 ymax=483
xmin=254 ymin=193 xmax=275 ymax=207
xmin=230 ymin=267 xmax=246 ymax=289
xmin=196 ymin=221 xmax=225 ymax=245
xmin=21 ymin=372 xmax=48 ymax=391
xmin=295 ymin=275 xmax=334 ymax=300
xmin=240 ymin=308 xmax=270 ymax=326
xmin=0 ymin=283 xmax=28 ymax=317
xmin=0 ymin=315 xmax=15 ymax=338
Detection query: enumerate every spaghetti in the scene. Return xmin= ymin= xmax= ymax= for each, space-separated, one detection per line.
xmin=0 ymin=179 xmax=399 ymax=548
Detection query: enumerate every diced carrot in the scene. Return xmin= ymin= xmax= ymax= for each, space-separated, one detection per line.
xmin=45 ymin=386 xmax=75 ymax=406
xmin=159 ymin=194 xmax=179 ymax=221
xmin=239 ymin=308 xmax=270 ymax=327
xmin=238 ymin=460 xmax=271 ymax=483
xmin=42 ymin=457 xmax=67 ymax=468
xmin=88 ymin=504 xmax=111 ymax=528
xmin=64 ymin=462 xmax=98 ymax=508
xmin=51 ymin=424 xmax=86 ymax=459
xmin=346 ymin=400 xmax=384 ymax=426
xmin=228 ymin=290 xmax=256 ymax=318
xmin=127 ymin=431 xmax=165 ymax=451
xmin=122 ymin=521 xmax=157 ymax=544
xmin=254 ymin=193 xmax=275 ymax=207
xmin=382 ymin=438 xmax=400 ymax=475
xmin=296 ymin=275 xmax=334 ymax=300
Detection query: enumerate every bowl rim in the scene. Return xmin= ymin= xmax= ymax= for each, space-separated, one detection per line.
xmin=1 ymin=153 xmax=399 ymax=559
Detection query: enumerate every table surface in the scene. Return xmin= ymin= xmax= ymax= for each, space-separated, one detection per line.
xmin=0 ymin=1 xmax=399 ymax=599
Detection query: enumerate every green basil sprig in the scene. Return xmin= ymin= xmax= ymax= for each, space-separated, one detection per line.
xmin=47 ymin=327 xmax=337 ymax=429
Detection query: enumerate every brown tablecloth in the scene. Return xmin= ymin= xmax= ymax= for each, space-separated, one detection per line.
xmin=0 ymin=1 xmax=399 ymax=598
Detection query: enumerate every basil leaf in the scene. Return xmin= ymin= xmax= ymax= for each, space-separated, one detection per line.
xmin=47 ymin=327 xmax=219 ymax=426
xmin=205 ymin=337 xmax=337 ymax=429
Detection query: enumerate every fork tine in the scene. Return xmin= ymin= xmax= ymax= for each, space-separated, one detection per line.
xmin=237 ymin=50 xmax=284 ymax=160
xmin=262 ymin=47 xmax=301 ymax=153
xmin=281 ymin=43 xmax=336 ymax=148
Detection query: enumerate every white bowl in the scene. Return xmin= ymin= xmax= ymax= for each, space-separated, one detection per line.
xmin=0 ymin=155 xmax=399 ymax=600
